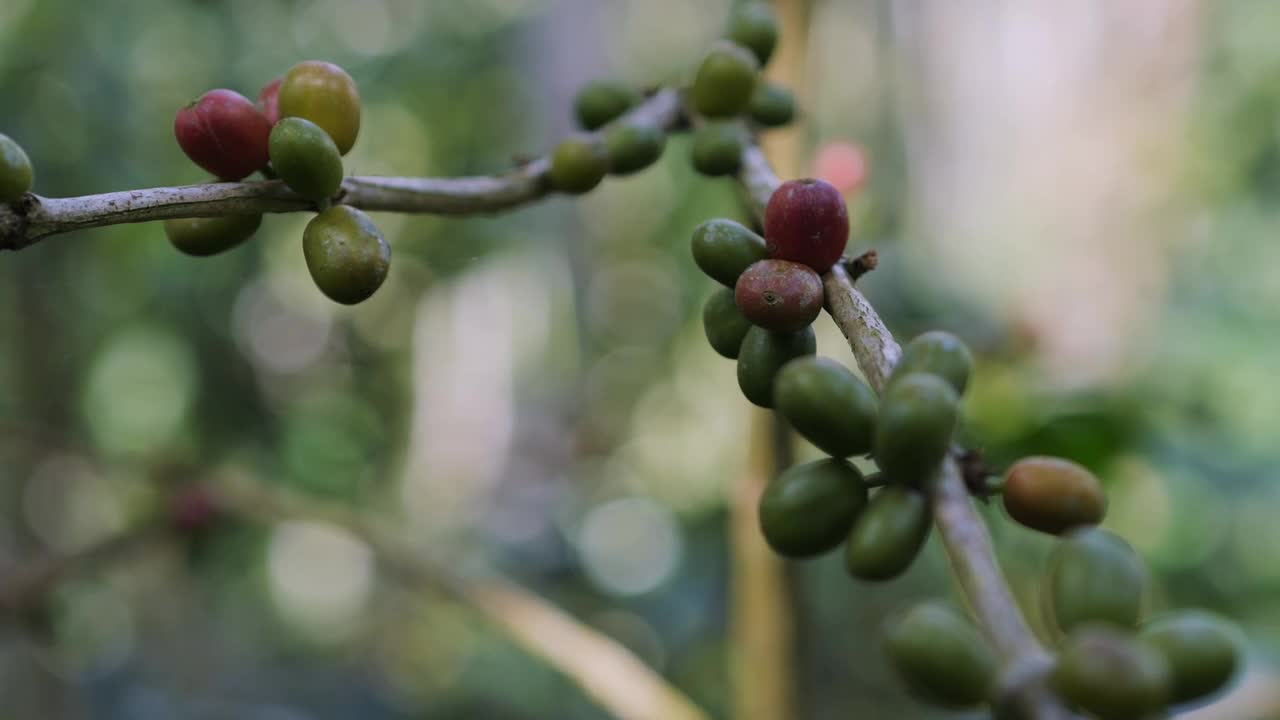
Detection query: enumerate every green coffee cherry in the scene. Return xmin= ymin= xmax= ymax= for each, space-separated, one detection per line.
xmin=1140 ymin=611 xmax=1240 ymax=704
xmin=703 ymin=287 xmax=753 ymax=359
xmin=1002 ymin=456 xmax=1106 ymax=535
xmin=889 ymin=330 xmax=974 ymax=395
xmin=845 ymin=485 xmax=931 ymax=581
xmin=302 ymin=205 xmax=390 ymax=305
xmin=1047 ymin=528 xmax=1146 ymax=633
xmin=690 ymin=218 xmax=767 ymax=287
xmin=748 ymin=84 xmax=795 ymax=127
xmin=269 ymin=117 xmax=344 ymax=202
xmin=873 ymin=373 xmax=959 ymax=485
xmin=758 ymin=458 xmax=867 ymax=557
xmin=0 ymin=133 xmax=33 ymax=202
xmin=736 ymin=325 xmax=816 ymax=408
xmin=604 ymin=122 xmax=665 ymax=175
xmin=774 ymin=357 xmax=876 ymax=457
xmin=690 ymin=122 xmax=744 ymax=176
xmin=574 ymin=81 xmax=641 ymax=130
xmin=549 ymin=136 xmax=609 ymax=194
xmin=691 ymin=41 xmax=760 ymax=118
xmin=727 ymin=3 xmax=780 ymax=66
xmin=164 ymin=214 xmax=262 ymax=257
xmin=1053 ymin=626 xmax=1171 ymax=720
xmin=884 ymin=602 xmax=996 ymax=708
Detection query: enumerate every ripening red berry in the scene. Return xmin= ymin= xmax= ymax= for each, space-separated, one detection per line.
xmin=734 ymin=259 xmax=824 ymax=332
xmin=174 ymin=89 xmax=272 ymax=181
xmin=763 ymin=177 xmax=849 ymax=273
xmin=168 ymin=484 xmax=223 ymax=534
xmin=258 ymin=77 xmax=283 ymax=126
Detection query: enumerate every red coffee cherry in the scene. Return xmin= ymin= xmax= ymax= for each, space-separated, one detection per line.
xmin=258 ymin=77 xmax=283 ymax=126
xmin=168 ymin=484 xmax=223 ymax=534
xmin=763 ymin=177 xmax=849 ymax=273
xmin=174 ymin=89 xmax=272 ymax=181
xmin=734 ymin=259 xmax=823 ymax=332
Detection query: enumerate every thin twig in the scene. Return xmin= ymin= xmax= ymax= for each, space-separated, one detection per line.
xmin=736 ymin=141 xmax=1074 ymax=719
xmin=0 ymin=519 xmax=168 ymax=615
xmin=216 ymin=477 xmax=709 ymax=720
xmin=0 ymin=89 xmax=684 ymax=252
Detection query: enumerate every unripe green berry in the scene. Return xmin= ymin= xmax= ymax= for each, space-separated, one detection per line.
xmin=703 ymin=287 xmax=753 ymax=359
xmin=0 ymin=133 xmax=33 ymax=202
xmin=604 ymin=122 xmax=665 ymax=175
xmin=748 ymin=83 xmax=795 ymax=127
xmin=690 ymin=218 xmax=767 ymax=287
xmin=164 ymin=214 xmax=262 ymax=257
xmin=549 ymin=136 xmax=609 ymax=194
xmin=873 ymin=373 xmax=960 ymax=485
xmin=302 ymin=205 xmax=390 ymax=305
xmin=690 ymin=122 xmax=744 ymax=177
xmin=736 ymin=324 xmax=816 ymax=408
xmin=277 ymin=61 xmax=361 ymax=155
xmin=573 ymin=81 xmax=640 ymax=131
xmin=774 ymin=356 xmax=877 ymax=457
xmin=269 ymin=117 xmax=344 ymax=202
xmin=727 ymin=3 xmax=780 ymax=66
xmin=1053 ymin=626 xmax=1171 ymax=720
xmin=845 ymin=485 xmax=931 ymax=581
xmin=758 ymin=458 xmax=867 ymax=557
xmin=691 ymin=41 xmax=760 ymax=118
xmin=1140 ymin=610 xmax=1241 ymax=705
xmin=884 ymin=602 xmax=996 ymax=708
xmin=889 ymin=330 xmax=974 ymax=396
xmin=1047 ymin=527 xmax=1146 ymax=634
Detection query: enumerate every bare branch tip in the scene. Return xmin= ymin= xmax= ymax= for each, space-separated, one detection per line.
xmin=842 ymin=249 xmax=879 ymax=279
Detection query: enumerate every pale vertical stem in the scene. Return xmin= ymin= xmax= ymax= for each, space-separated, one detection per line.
xmin=729 ymin=408 xmax=799 ymax=720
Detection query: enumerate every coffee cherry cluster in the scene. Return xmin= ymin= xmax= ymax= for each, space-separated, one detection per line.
xmin=1042 ymin=528 xmax=1241 ymax=718
xmin=694 ymin=177 xmax=849 ymax=419
xmin=681 ymin=3 xmax=796 ymax=177
xmin=549 ymin=80 xmax=668 ymax=195
xmin=169 ymin=61 xmax=390 ymax=306
xmin=693 ymin=171 xmax=1243 ymax=713
xmin=875 ymin=528 xmax=1242 ymax=717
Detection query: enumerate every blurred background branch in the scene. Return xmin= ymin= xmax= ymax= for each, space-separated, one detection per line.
xmin=216 ymin=477 xmax=712 ymax=720
xmin=0 ymin=475 xmax=712 ymax=720
xmin=0 ymin=519 xmax=167 ymax=616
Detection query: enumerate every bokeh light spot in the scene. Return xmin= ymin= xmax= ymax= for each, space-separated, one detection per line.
xmin=578 ymin=497 xmax=682 ymax=596
xmin=82 ymin=326 xmax=196 ymax=457
xmin=267 ymin=521 xmax=374 ymax=637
